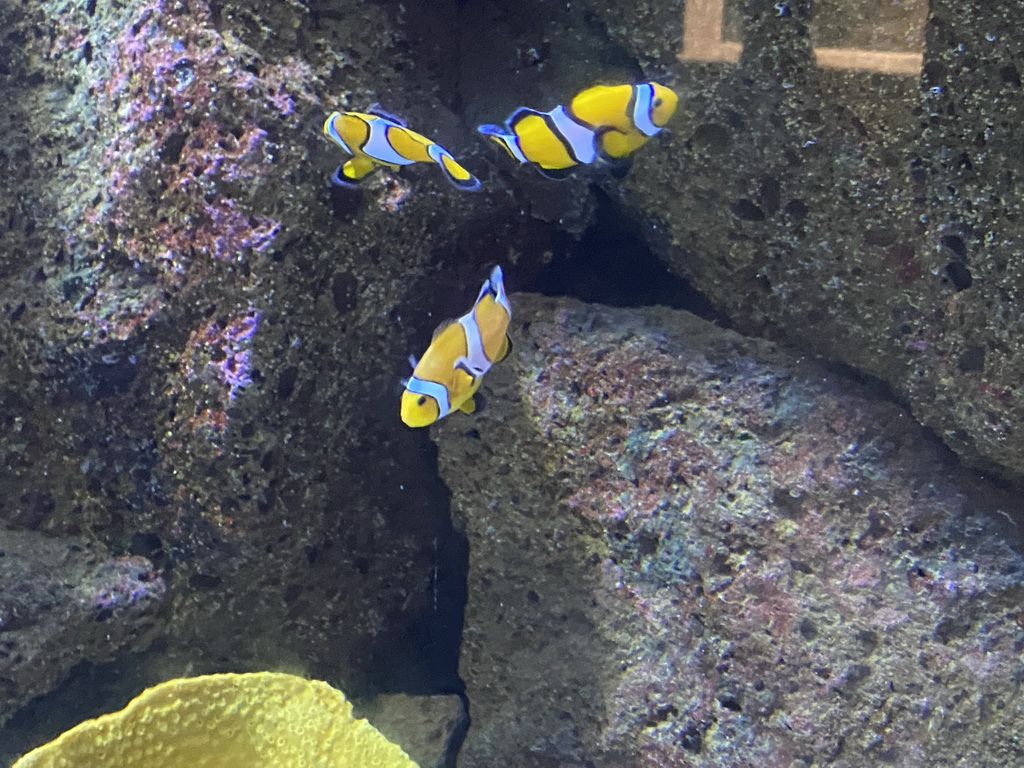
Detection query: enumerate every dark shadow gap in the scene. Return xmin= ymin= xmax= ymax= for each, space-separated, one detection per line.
xmin=535 ymin=184 xmax=725 ymax=320
xmin=346 ymin=430 xmax=469 ymax=699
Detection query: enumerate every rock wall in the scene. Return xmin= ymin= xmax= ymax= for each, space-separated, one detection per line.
xmin=437 ymin=294 xmax=1024 ymax=767
xmin=0 ymin=0 xmax=516 ymax=734
xmin=580 ymin=0 xmax=1024 ymax=480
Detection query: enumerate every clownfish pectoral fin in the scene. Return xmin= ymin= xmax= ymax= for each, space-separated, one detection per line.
xmin=338 ymin=156 xmax=377 ymax=183
xmin=455 ymin=359 xmax=483 ymax=383
xmin=595 ymin=129 xmax=636 ymax=178
xmin=459 ymin=395 xmax=479 ymax=414
xmin=427 ymin=145 xmax=482 ymax=192
xmin=329 ymin=165 xmax=362 ymax=188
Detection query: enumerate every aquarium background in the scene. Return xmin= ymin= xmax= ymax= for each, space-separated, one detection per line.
xmin=1 ymin=0 xmax=1023 ymax=766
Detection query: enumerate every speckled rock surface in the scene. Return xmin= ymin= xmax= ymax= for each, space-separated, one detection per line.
xmin=356 ymin=693 xmax=467 ymax=768
xmin=451 ymin=0 xmax=1024 ymax=479
xmin=435 ymin=294 xmax=1024 ymax=768
xmin=0 ymin=531 xmax=162 ymax=732
xmin=574 ymin=0 xmax=1024 ymax=479
xmin=0 ymin=0 xmax=539 ymax=730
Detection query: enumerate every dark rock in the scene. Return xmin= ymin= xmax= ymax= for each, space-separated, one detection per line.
xmin=436 ymin=294 xmax=1024 ymax=767
xmin=0 ymin=531 xmax=162 ymax=740
xmin=576 ymin=0 xmax=1024 ymax=480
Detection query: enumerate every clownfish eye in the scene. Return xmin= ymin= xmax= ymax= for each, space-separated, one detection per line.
xmin=653 ymin=97 xmax=663 ymax=107
xmin=417 ymin=395 xmax=427 ymax=406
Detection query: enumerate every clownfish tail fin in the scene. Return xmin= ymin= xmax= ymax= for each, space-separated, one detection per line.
xmin=477 ymin=122 xmax=527 ymax=164
xmin=477 ymin=122 xmax=509 ymax=138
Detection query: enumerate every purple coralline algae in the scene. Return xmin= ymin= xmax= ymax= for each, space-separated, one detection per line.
xmin=90 ymin=555 xmax=167 ymax=612
xmin=436 ymin=294 xmax=1024 ymax=768
xmin=0 ymin=0 xmax=513 ymax=736
xmin=183 ymin=308 xmax=262 ymax=401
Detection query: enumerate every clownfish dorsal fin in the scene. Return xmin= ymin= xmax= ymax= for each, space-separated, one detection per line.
xmin=366 ymin=103 xmax=408 ymax=127
xmin=506 ymin=105 xmax=550 ymax=129
xmin=431 ymin=318 xmax=456 ymax=340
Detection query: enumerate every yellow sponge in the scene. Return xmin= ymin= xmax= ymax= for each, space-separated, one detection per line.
xmin=13 ymin=672 xmax=421 ymax=768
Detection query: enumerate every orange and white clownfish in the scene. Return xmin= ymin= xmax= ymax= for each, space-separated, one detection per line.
xmin=477 ymin=82 xmax=678 ymax=179
xmin=323 ymin=110 xmax=481 ymax=191
xmin=401 ymin=266 xmax=512 ymax=428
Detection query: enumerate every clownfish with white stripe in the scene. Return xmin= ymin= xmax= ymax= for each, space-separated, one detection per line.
xmin=401 ymin=266 xmax=512 ymax=428
xmin=324 ymin=110 xmax=481 ymax=191
xmin=477 ymin=82 xmax=678 ymax=179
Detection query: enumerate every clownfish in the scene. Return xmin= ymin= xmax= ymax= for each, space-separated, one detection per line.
xmin=401 ymin=266 xmax=512 ymax=428
xmin=477 ymin=82 xmax=678 ymax=179
xmin=323 ymin=110 xmax=481 ymax=191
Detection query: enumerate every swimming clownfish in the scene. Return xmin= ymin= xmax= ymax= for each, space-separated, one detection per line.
xmin=401 ymin=266 xmax=512 ymax=428
xmin=323 ymin=110 xmax=481 ymax=191
xmin=477 ymin=82 xmax=678 ymax=179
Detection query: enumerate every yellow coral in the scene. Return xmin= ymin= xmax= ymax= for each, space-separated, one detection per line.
xmin=13 ymin=672 xmax=420 ymax=768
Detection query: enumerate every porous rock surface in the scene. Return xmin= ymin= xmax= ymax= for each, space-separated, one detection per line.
xmin=436 ymin=293 xmax=1024 ymax=768
xmin=0 ymin=531 xmax=162 ymax=744
xmin=356 ymin=693 xmax=467 ymax=768
xmin=0 ymin=0 xmax=526 ymax=730
xmin=454 ymin=0 xmax=1024 ymax=479
xmin=584 ymin=0 xmax=1024 ymax=480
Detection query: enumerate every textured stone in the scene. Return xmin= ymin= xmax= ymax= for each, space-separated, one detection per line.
xmin=0 ymin=0 xmax=533 ymax=728
xmin=577 ymin=0 xmax=1024 ymax=480
xmin=356 ymin=693 xmax=467 ymax=768
xmin=0 ymin=531 xmax=162 ymax=733
xmin=452 ymin=0 xmax=1024 ymax=479
xmin=436 ymin=294 xmax=1024 ymax=768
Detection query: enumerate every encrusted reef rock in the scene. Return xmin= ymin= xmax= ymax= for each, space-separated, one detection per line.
xmin=356 ymin=693 xmax=468 ymax=768
xmin=0 ymin=0 xmax=532 ymax=731
xmin=0 ymin=531 xmax=163 ymax=736
xmin=436 ymin=294 xmax=1024 ymax=767
xmin=11 ymin=673 xmax=419 ymax=768
xmin=574 ymin=0 xmax=1024 ymax=480
xmin=452 ymin=0 xmax=1024 ymax=479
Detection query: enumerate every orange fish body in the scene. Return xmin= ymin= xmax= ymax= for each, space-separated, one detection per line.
xmin=324 ymin=110 xmax=481 ymax=191
xmin=401 ymin=266 xmax=512 ymax=427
